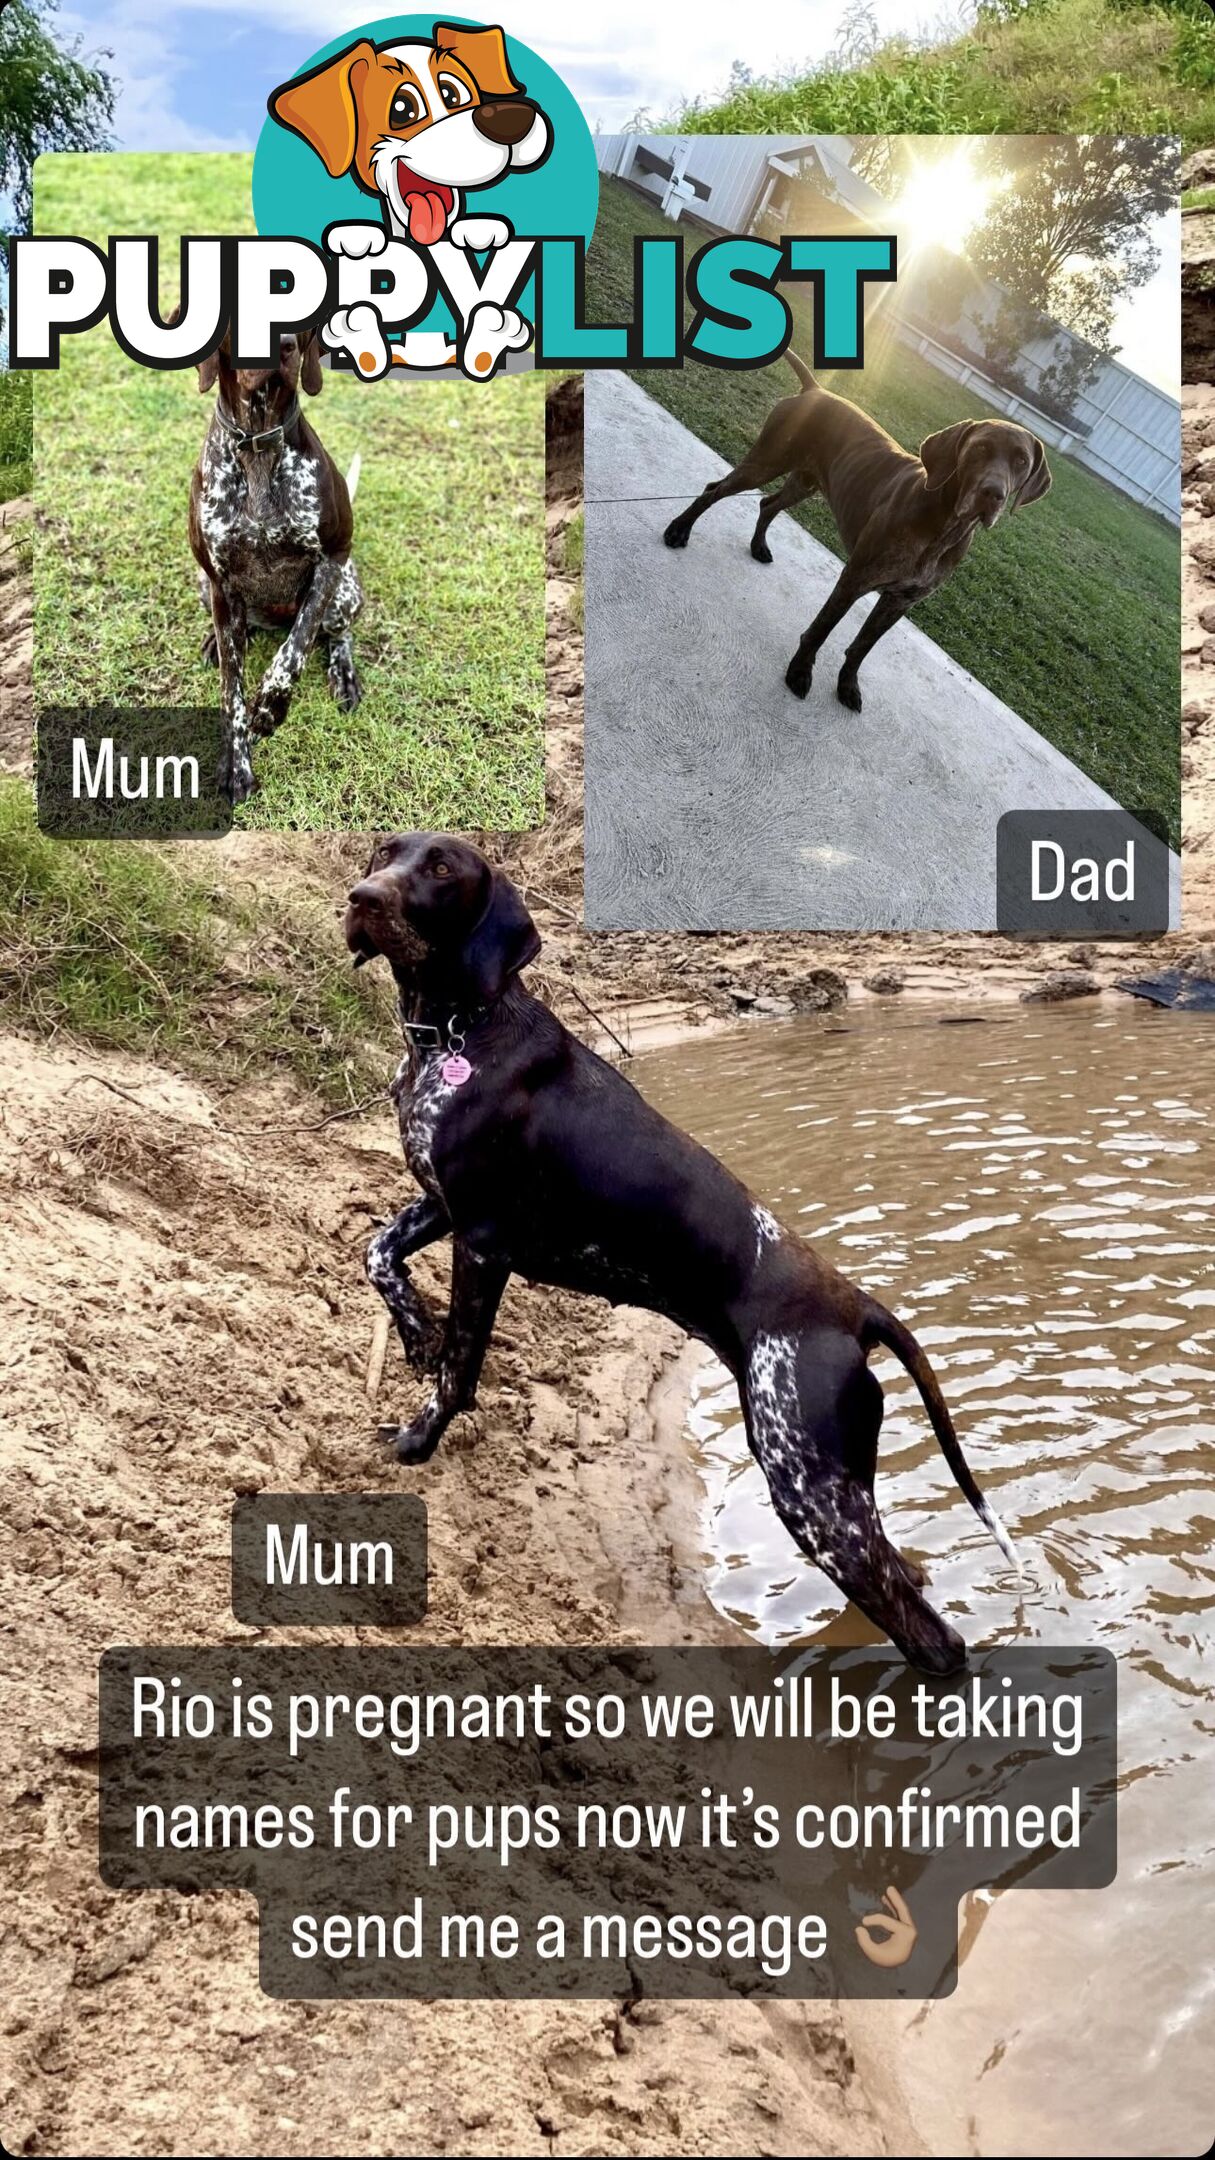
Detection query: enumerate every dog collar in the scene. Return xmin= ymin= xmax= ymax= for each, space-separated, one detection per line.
xmin=399 ymin=1006 xmax=490 ymax=1088
xmin=213 ymin=396 xmax=300 ymax=454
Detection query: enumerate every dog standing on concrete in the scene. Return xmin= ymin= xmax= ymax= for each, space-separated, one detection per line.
xmin=664 ymin=352 xmax=1051 ymax=707
xmin=346 ymin=831 xmax=1021 ymax=1676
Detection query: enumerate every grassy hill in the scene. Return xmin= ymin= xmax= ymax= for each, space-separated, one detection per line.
xmin=668 ymin=0 xmax=1215 ymax=147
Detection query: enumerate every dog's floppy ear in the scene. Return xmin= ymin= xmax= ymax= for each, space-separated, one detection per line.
xmin=919 ymin=420 xmax=975 ymax=492
xmin=166 ymin=301 xmax=222 ymax=392
xmin=300 ymin=331 xmax=324 ymax=396
xmin=269 ymin=39 xmax=376 ymax=178
xmin=433 ymin=21 xmax=522 ymax=98
xmin=460 ymin=870 xmax=540 ymax=1003
xmin=1013 ymin=435 xmax=1051 ymax=510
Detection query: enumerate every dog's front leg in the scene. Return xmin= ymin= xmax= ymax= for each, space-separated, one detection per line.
xmin=836 ymin=593 xmax=908 ymax=712
xmin=250 ymin=557 xmax=343 ymax=738
xmin=210 ymin=581 xmax=253 ymax=803
xmin=388 ymin=1240 xmax=509 ymax=1465
xmin=785 ymin=566 xmax=866 ymax=701
xmin=367 ymin=1193 xmax=451 ymax=1374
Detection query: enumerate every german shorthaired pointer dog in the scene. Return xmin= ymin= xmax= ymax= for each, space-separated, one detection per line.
xmin=183 ymin=324 xmax=362 ymax=803
xmin=346 ymin=833 xmax=1019 ymax=1674
xmin=664 ymin=350 xmax=1051 ymax=708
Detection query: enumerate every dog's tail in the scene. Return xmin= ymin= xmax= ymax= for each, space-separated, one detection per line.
xmin=864 ymin=1300 xmax=1022 ymax=1579
xmin=786 ymin=349 xmax=817 ymax=392
xmin=345 ymin=452 xmax=362 ymax=503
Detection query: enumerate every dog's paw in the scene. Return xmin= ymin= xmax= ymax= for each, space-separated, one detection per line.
xmin=750 ymin=539 xmax=773 ymax=565
xmin=379 ymin=1417 xmax=442 ymax=1464
xmin=327 ymin=648 xmax=363 ymax=713
xmin=836 ymin=675 xmax=863 ymax=711
xmin=785 ymin=658 xmax=813 ymax=700
xmin=217 ymin=742 xmax=256 ymax=806
xmin=448 ymin=214 xmax=513 ymax=253
xmin=663 ymin=520 xmax=690 ymax=549
xmin=324 ymin=220 xmax=388 ymax=260
xmin=250 ymin=688 xmax=289 ymax=739
xmin=321 ymin=304 xmax=391 ymax=380
xmin=458 ymin=301 xmax=532 ymax=381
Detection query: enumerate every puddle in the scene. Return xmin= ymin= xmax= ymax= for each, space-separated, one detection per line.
xmin=632 ymin=1002 xmax=1215 ymax=2157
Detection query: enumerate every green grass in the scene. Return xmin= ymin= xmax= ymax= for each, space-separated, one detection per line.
xmin=33 ymin=152 xmax=545 ymax=832
xmin=586 ymin=176 xmax=1180 ymax=846
xmin=1184 ymin=187 xmax=1215 ymax=209
xmin=0 ymin=777 xmax=393 ymax=1101
xmin=668 ymin=0 xmax=1215 ymax=145
xmin=0 ymin=370 xmax=32 ymax=501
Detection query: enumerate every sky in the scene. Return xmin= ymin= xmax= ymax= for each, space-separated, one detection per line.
xmin=49 ymin=0 xmax=1180 ymax=393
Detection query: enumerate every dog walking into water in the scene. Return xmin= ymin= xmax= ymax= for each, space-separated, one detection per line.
xmin=663 ymin=351 xmax=1051 ymax=708
xmin=346 ymin=831 xmax=1021 ymax=1675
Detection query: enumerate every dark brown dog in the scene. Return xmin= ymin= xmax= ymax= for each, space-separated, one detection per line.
xmin=183 ymin=326 xmax=362 ymax=804
xmin=663 ymin=351 xmax=1051 ymax=707
xmin=347 ymin=831 xmax=1021 ymax=1675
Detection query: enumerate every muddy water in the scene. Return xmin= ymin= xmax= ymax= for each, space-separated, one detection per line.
xmin=633 ymin=1003 xmax=1215 ymax=2159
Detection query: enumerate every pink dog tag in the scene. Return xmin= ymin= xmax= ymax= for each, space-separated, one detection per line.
xmin=442 ymin=1054 xmax=472 ymax=1087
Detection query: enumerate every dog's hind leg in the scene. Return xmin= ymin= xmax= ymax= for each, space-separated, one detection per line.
xmin=663 ymin=453 xmax=781 ymax=550
xmin=750 ymin=473 xmax=814 ymax=564
xmin=388 ymin=1240 xmax=509 ymax=1465
xmin=744 ymin=1329 xmax=965 ymax=1673
xmin=366 ymin=1193 xmax=450 ymax=1375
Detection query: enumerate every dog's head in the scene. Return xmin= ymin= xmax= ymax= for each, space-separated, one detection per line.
xmin=172 ymin=308 xmax=324 ymax=413
xmin=345 ymin=832 xmax=541 ymax=1002
xmin=919 ymin=418 xmax=1051 ymax=528
xmin=269 ymin=22 xmax=551 ymax=245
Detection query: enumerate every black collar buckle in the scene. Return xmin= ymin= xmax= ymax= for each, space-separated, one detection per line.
xmin=214 ymin=399 xmax=298 ymax=454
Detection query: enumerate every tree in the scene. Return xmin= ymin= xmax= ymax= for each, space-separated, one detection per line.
xmin=0 ymin=1 xmax=114 ymax=232
xmin=968 ymin=136 xmax=1175 ymax=354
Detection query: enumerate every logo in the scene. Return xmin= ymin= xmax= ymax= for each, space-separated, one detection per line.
xmin=254 ymin=16 xmax=597 ymax=379
xmin=8 ymin=18 xmax=898 ymax=381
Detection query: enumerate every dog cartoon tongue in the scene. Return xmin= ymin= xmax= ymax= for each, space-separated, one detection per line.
xmin=398 ymin=166 xmax=452 ymax=245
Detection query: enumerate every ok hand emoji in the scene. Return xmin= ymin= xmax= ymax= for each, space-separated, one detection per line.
xmin=855 ymin=1885 xmax=917 ymax=1969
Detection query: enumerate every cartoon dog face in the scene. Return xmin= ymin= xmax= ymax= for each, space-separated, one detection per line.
xmin=269 ymin=21 xmax=551 ymax=245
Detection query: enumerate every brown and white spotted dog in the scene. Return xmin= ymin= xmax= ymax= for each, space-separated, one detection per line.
xmin=183 ymin=322 xmax=363 ymax=803
xmin=346 ymin=832 xmax=1023 ymax=1676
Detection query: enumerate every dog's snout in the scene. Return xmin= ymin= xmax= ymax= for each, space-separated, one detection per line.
xmin=348 ymin=877 xmax=382 ymax=907
xmin=472 ymin=98 xmax=535 ymax=146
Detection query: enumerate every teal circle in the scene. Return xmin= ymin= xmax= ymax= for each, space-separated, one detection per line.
xmin=251 ymin=13 xmax=599 ymax=349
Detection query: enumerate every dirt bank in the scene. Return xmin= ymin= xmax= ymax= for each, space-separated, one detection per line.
xmin=0 ymin=499 xmax=33 ymax=782
xmin=0 ymin=1033 xmax=886 ymax=2158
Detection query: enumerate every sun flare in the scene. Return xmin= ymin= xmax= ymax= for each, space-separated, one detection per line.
xmin=896 ymin=146 xmax=996 ymax=258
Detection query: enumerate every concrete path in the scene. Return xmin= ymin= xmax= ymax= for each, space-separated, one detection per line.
xmin=584 ymin=372 xmax=1174 ymax=931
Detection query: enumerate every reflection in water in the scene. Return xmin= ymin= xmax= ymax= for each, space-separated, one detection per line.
xmin=634 ymin=1003 xmax=1215 ymax=2157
